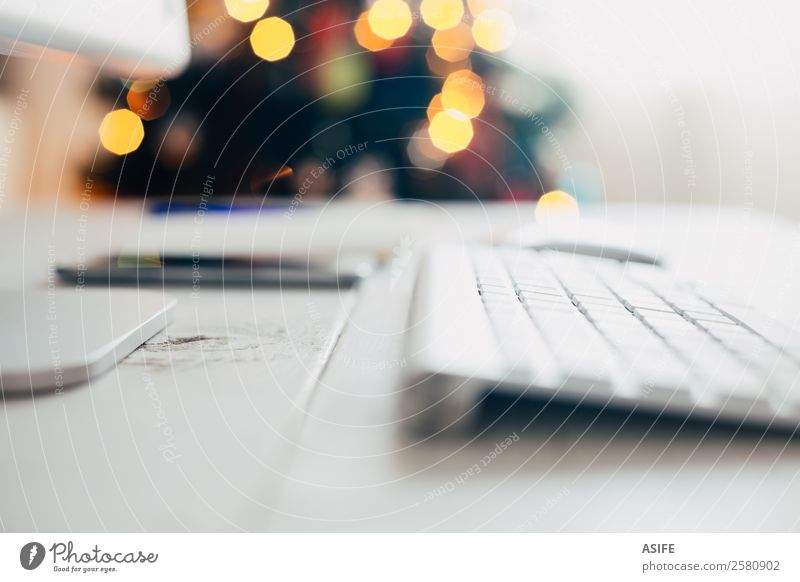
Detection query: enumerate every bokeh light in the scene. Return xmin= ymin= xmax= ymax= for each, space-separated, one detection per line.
xmin=98 ymin=109 xmax=145 ymax=155
xmin=354 ymin=10 xmax=393 ymax=51
xmin=126 ymin=81 xmax=171 ymax=121
xmin=428 ymin=109 xmax=473 ymax=153
xmin=407 ymin=123 xmax=449 ymax=169
xmin=368 ymin=0 xmax=413 ymax=41
xmin=127 ymin=79 xmax=157 ymax=93
xmin=317 ymin=51 xmax=369 ymax=111
xmin=426 ymin=47 xmax=470 ymax=76
xmin=224 ymin=0 xmax=269 ymax=23
xmin=441 ymin=69 xmax=485 ymax=118
xmin=535 ymin=190 xmax=580 ymax=223
xmin=250 ymin=17 xmax=295 ymax=61
xmin=466 ymin=0 xmax=512 ymax=17
xmin=427 ymin=93 xmax=444 ymax=122
xmin=472 ymin=8 xmax=516 ymax=52
xmin=432 ymin=21 xmax=474 ymax=62
xmin=158 ymin=113 xmax=202 ymax=167
xmin=420 ymin=0 xmax=465 ymax=31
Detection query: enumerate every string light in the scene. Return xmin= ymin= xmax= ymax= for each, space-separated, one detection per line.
xmin=98 ymin=110 xmax=145 ymax=155
xmin=472 ymin=8 xmax=516 ymax=52
xmin=466 ymin=0 xmax=511 ymax=17
xmin=441 ymin=69 xmax=485 ymax=118
xmin=250 ymin=17 xmax=295 ymax=61
xmin=426 ymin=47 xmax=470 ymax=76
xmin=535 ymin=190 xmax=580 ymax=223
xmin=407 ymin=124 xmax=449 ymax=169
xmin=354 ymin=10 xmax=393 ymax=51
xmin=428 ymin=109 xmax=473 ymax=153
xmin=420 ymin=0 xmax=464 ymax=31
xmin=368 ymin=0 xmax=413 ymax=40
xmin=431 ymin=21 xmax=474 ymax=62
xmin=126 ymin=81 xmax=170 ymax=121
xmin=427 ymin=93 xmax=444 ymax=122
xmin=224 ymin=0 xmax=269 ymax=23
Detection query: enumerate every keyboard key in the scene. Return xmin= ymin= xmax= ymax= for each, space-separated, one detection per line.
xmin=531 ymin=314 xmax=617 ymax=396
xmin=687 ymin=313 xmax=738 ymax=326
xmin=685 ymin=345 xmax=772 ymax=415
xmin=618 ymin=350 xmax=695 ymax=406
xmin=461 ymin=246 xmax=800 ymax=429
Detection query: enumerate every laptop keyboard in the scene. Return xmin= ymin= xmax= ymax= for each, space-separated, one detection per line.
xmin=472 ymin=247 xmax=800 ymax=421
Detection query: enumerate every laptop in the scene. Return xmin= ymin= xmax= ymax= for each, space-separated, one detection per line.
xmin=0 ymin=0 xmax=189 ymax=393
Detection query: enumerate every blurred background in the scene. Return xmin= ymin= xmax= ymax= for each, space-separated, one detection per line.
xmin=1 ymin=0 xmax=799 ymax=215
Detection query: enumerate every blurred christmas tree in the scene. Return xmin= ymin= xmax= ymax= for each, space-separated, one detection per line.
xmin=93 ymin=0 xmax=569 ymax=202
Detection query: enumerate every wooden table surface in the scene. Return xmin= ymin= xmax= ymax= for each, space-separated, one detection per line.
xmin=2 ymin=201 xmax=800 ymax=531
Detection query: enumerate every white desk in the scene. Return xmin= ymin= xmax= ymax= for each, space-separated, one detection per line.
xmin=2 ymin=202 xmax=800 ymax=532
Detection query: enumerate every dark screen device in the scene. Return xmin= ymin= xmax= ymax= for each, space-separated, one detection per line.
xmin=57 ymin=253 xmax=375 ymax=288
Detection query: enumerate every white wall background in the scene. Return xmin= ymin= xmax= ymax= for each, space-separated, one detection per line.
xmin=510 ymin=0 xmax=800 ymax=216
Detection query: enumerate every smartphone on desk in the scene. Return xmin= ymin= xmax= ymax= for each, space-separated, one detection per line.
xmin=57 ymin=253 xmax=375 ymax=288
